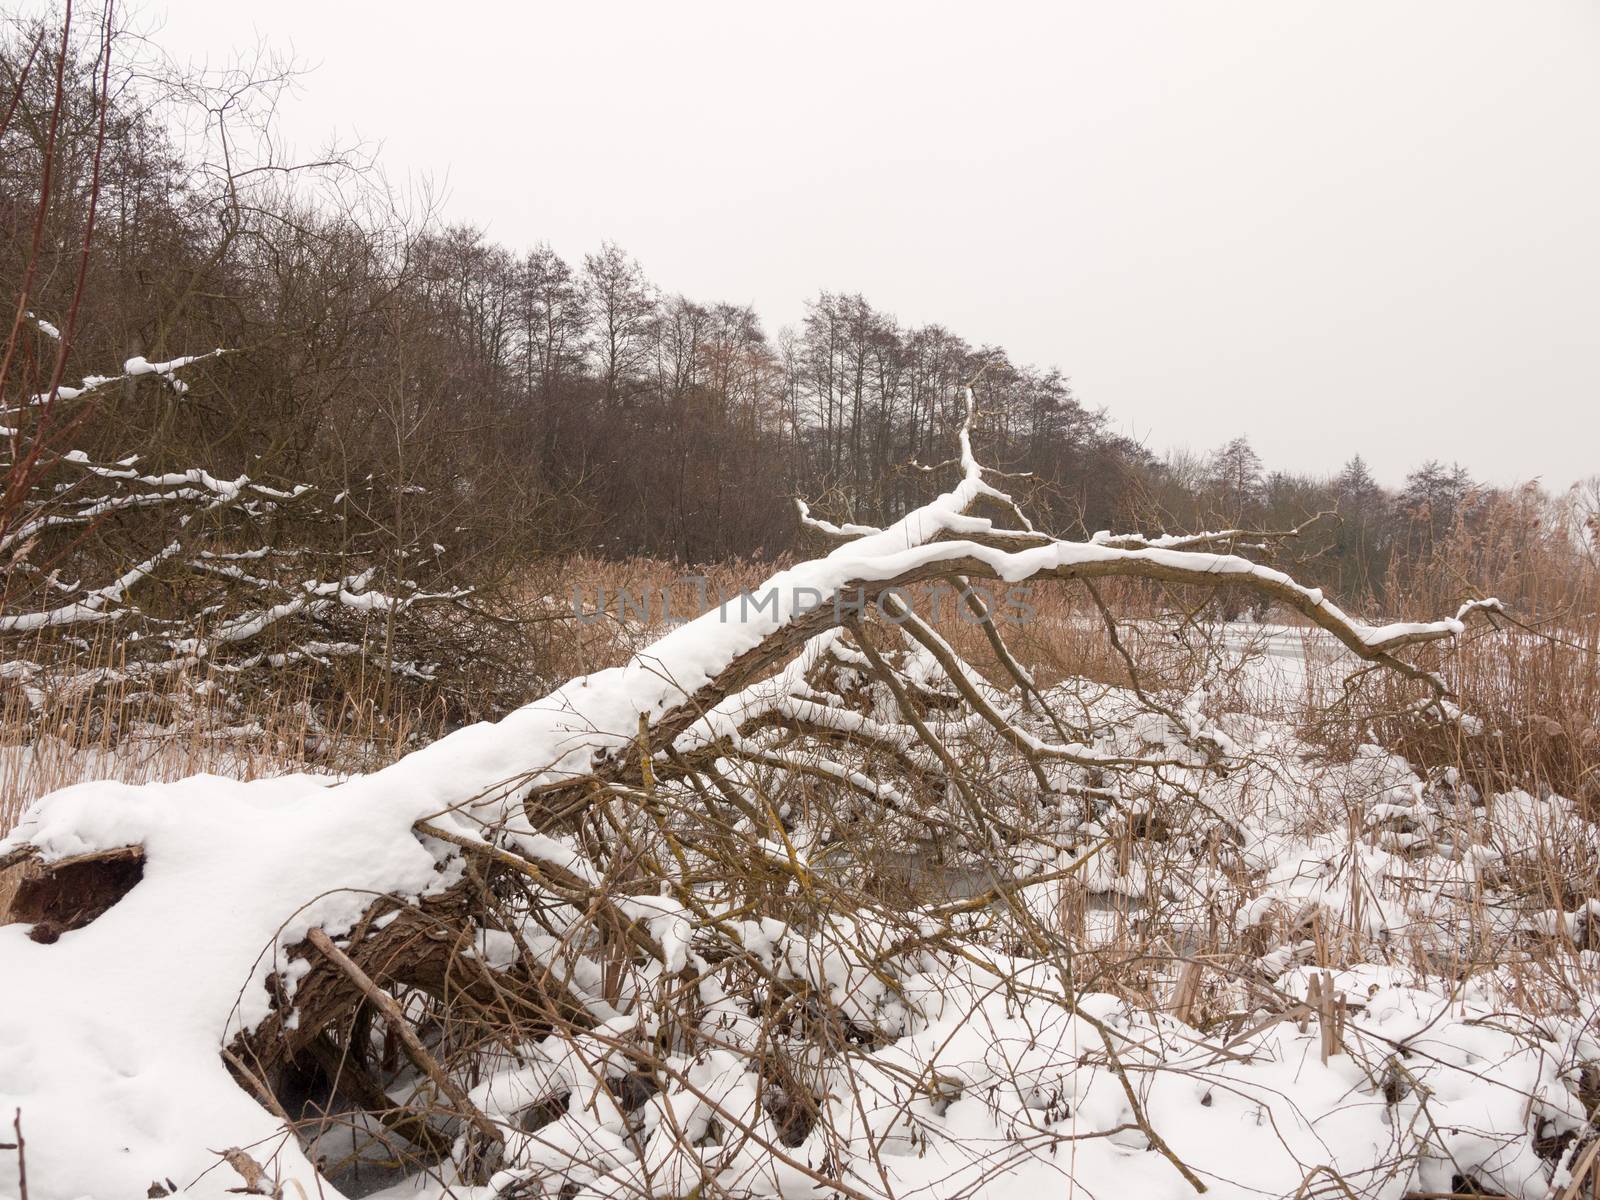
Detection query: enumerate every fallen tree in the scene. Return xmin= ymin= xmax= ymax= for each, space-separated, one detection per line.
xmin=4 ymin=392 xmax=1596 ymax=1200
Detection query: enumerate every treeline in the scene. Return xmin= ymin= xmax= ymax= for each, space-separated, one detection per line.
xmin=1146 ymin=441 xmax=1598 ymax=614
xmin=4 ymin=18 xmax=1593 ymax=616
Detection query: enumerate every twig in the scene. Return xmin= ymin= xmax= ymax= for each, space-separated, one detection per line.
xmin=11 ymin=1108 xmax=26 ymax=1200
xmin=303 ymin=927 xmax=504 ymax=1169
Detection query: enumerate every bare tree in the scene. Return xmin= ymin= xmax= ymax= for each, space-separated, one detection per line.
xmin=583 ymin=240 xmax=655 ymax=409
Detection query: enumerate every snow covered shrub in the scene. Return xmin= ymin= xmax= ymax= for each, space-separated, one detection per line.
xmin=1 ymin=341 xmax=536 ymax=758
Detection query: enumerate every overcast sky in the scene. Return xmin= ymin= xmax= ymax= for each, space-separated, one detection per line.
xmin=146 ymin=0 xmax=1599 ymax=488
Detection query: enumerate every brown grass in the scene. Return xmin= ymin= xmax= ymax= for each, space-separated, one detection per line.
xmin=9 ymin=525 xmax=1597 ymax=829
xmin=0 ymin=642 xmax=453 ymax=910
xmin=1337 ymin=491 xmax=1600 ymax=810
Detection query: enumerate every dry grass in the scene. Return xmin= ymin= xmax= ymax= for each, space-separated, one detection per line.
xmin=0 ymin=643 xmax=455 ymax=911
xmin=527 ymin=555 xmax=1191 ymax=688
xmin=9 ymin=533 xmax=1596 ymax=821
xmin=1344 ymin=625 xmax=1600 ymax=813
xmin=1333 ymin=492 xmax=1600 ymax=811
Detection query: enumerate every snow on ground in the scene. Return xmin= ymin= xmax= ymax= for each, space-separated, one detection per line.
xmin=358 ymin=960 xmax=1597 ymax=1200
xmin=1 ymin=657 xmax=1594 ymax=1199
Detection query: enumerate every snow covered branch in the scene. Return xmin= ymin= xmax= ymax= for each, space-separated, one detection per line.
xmin=2 ymin=352 xmax=510 ymax=729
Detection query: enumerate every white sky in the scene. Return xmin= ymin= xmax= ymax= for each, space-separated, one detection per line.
xmin=146 ymin=0 xmax=1599 ymax=488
